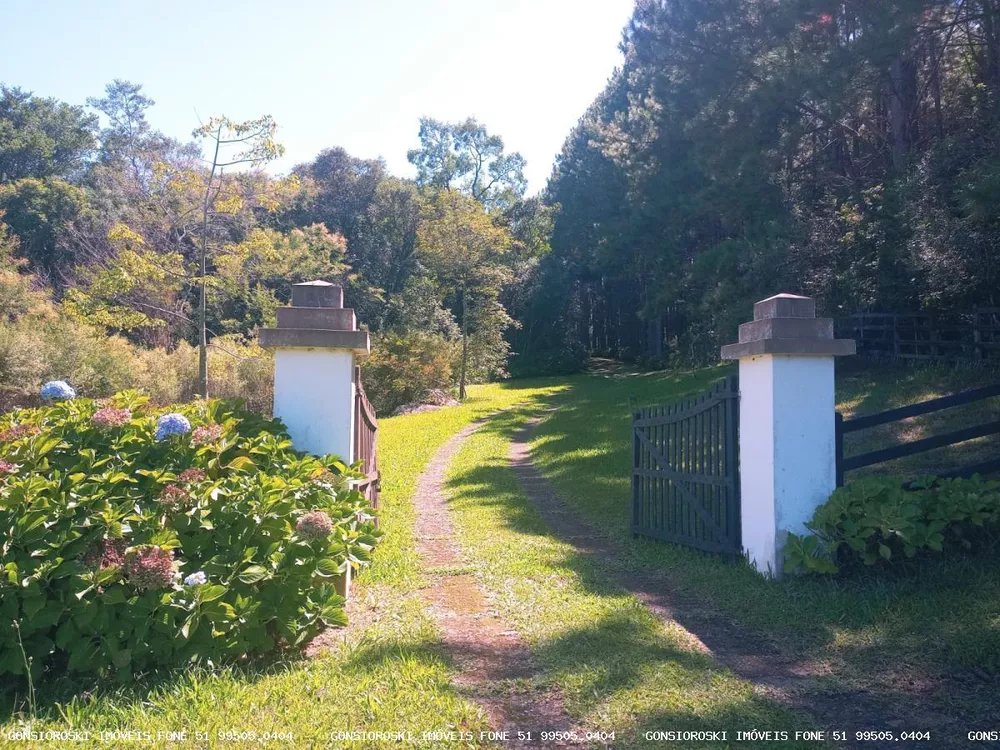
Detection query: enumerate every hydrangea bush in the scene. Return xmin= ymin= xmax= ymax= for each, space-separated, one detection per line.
xmin=40 ymin=380 xmax=76 ymax=402
xmin=0 ymin=390 xmax=380 ymax=682
xmin=784 ymin=475 xmax=1000 ymax=574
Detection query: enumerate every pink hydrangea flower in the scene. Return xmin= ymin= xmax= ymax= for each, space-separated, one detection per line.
xmin=83 ymin=538 xmax=127 ymax=571
xmin=296 ymin=510 xmax=334 ymax=541
xmin=177 ymin=468 xmax=206 ymax=484
xmin=91 ymin=407 xmax=132 ymax=428
xmin=192 ymin=424 xmax=223 ymax=445
xmin=159 ymin=484 xmax=189 ymax=508
xmin=123 ymin=546 xmax=176 ymax=590
xmin=0 ymin=424 xmax=39 ymax=442
xmin=0 ymin=461 xmax=15 ymax=474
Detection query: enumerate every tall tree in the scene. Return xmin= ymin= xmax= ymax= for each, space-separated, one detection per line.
xmin=0 ymin=177 xmax=90 ymax=282
xmin=416 ymin=189 xmax=512 ymax=398
xmin=408 ymin=117 xmax=527 ymax=209
xmin=190 ymin=115 xmax=284 ymax=396
xmin=523 ymin=0 xmax=1000 ymax=370
xmin=0 ymin=85 xmax=97 ymax=184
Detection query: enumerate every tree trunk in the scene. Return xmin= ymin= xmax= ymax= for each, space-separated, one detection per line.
xmin=197 ymin=126 xmax=222 ymax=398
xmin=889 ymin=55 xmax=917 ymax=167
xmin=198 ymin=260 xmax=208 ymax=397
xmin=929 ymin=33 xmax=944 ymax=140
xmin=197 ymin=210 xmax=210 ymax=398
xmin=983 ymin=0 xmax=1000 ymax=122
xmin=459 ymin=285 xmax=469 ymax=400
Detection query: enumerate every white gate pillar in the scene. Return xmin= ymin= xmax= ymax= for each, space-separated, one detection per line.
xmin=260 ymin=281 xmax=370 ymax=461
xmin=721 ymin=294 xmax=854 ymax=577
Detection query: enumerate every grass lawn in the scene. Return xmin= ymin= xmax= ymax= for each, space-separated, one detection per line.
xmin=0 ymin=382 xmax=563 ymax=749
xmin=2 ymin=361 xmax=996 ymax=747
xmin=527 ymin=362 xmax=1000 ymax=735
xmin=445 ymin=408 xmax=814 ymax=748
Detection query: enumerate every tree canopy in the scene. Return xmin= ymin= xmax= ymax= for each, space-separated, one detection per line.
xmin=6 ymin=0 xmax=1000 ymax=407
xmin=517 ymin=0 xmax=1000 ymax=366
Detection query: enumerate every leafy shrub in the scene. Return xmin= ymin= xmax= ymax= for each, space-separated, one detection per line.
xmin=362 ymin=330 xmax=458 ymax=414
xmin=0 ymin=307 xmax=274 ymax=414
xmin=0 ymin=391 xmax=380 ymax=682
xmin=785 ymin=475 xmax=1000 ymax=574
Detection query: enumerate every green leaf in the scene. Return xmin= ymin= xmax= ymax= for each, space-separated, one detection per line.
xmin=112 ymin=648 xmax=132 ymax=668
xmin=225 ymin=456 xmax=255 ymax=472
xmin=197 ymin=584 xmax=227 ymax=603
xmin=22 ymin=596 xmax=45 ymax=619
xmin=237 ymin=565 xmax=269 ymax=584
xmin=102 ymin=586 xmax=126 ymax=605
xmin=314 ymin=558 xmax=342 ymax=577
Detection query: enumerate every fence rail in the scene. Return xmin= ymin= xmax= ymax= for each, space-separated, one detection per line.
xmin=354 ymin=366 xmax=380 ymax=511
xmin=631 ymin=375 xmax=741 ymax=558
xmin=835 ymin=382 xmax=1000 ymax=485
xmin=836 ymin=309 xmax=1000 ymax=363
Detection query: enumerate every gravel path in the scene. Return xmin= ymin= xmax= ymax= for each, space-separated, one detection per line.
xmin=413 ymin=418 xmax=579 ymax=747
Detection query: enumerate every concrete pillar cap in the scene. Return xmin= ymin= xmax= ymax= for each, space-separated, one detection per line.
xmin=260 ymin=279 xmax=369 ymax=354
xmin=720 ymin=293 xmax=855 ymax=360
xmin=292 ymin=280 xmax=344 ymax=309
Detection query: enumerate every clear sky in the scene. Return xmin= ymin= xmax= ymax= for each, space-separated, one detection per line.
xmin=0 ymin=0 xmax=633 ymax=193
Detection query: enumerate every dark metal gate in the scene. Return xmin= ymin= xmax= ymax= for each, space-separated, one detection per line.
xmin=631 ymin=375 xmax=741 ymax=558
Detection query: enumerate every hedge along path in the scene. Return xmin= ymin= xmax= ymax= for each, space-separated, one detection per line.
xmin=412 ymin=415 xmax=579 ymax=744
xmin=508 ymin=412 xmax=962 ymax=748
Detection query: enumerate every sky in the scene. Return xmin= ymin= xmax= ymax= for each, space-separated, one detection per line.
xmin=0 ymin=0 xmax=634 ymax=193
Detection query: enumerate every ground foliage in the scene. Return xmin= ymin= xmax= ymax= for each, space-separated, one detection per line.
xmin=0 ymin=391 xmax=379 ymax=683
xmin=785 ymin=474 xmax=1000 ymax=574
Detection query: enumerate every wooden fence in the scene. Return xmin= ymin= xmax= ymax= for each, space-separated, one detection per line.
xmin=836 ymin=382 xmax=1000 ymax=485
xmin=836 ymin=310 xmax=1000 ymax=363
xmin=353 ymin=366 xmax=380 ymax=511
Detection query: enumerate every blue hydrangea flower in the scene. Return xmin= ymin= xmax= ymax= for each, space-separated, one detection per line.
xmin=184 ymin=571 xmax=207 ymax=586
xmin=40 ymin=381 xmax=76 ymax=401
xmin=155 ymin=413 xmax=191 ymax=441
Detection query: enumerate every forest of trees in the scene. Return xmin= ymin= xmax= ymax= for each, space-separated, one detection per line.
xmin=0 ymin=82 xmax=548 ymax=412
xmin=3 ymin=0 xmax=1000 ymax=411
xmin=517 ymin=0 xmax=1000 ymax=367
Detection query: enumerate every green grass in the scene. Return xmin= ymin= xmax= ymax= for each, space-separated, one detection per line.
xmin=443 ymin=406 xmax=815 ymax=748
xmin=527 ymin=363 xmax=1000 ymax=730
xmin=0 ymin=381 xmax=564 ymax=750
xmin=3 ymin=363 xmax=996 ymax=746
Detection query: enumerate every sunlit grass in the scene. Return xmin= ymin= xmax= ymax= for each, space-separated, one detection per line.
xmin=528 ymin=363 xmax=1000 ymax=729
xmin=3 ymin=362 xmax=996 ymax=746
xmin=837 ymin=363 xmax=1000 ymax=479
xmin=445 ymin=407 xmax=814 ymax=749
xmin=0 ymin=380 xmax=564 ymax=749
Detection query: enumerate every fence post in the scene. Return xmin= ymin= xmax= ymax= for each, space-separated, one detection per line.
xmin=834 ymin=412 xmax=844 ymax=487
xmin=260 ymin=280 xmax=370 ymax=461
xmin=631 ymin=410 xmax=641 ymax=538
xmin=721 ymin=294 xmax=855 ymax=577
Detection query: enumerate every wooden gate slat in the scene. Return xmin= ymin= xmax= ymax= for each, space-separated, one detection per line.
xmin=634 ymin=429 xmax=728 ymax=542
xmin=631 ymin=375 xmax=741 ymax=559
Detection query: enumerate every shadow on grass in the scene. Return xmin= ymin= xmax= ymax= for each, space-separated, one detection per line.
xmin=488 ymin=365 xmax=1000 ymax=736
xmin=837 ymin=362 xmax=1000 ymax=480
xmin=0 ymin=648 xmax=305 ymax=723
xmin=442 ymin=408 xmax=827 ymax=736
